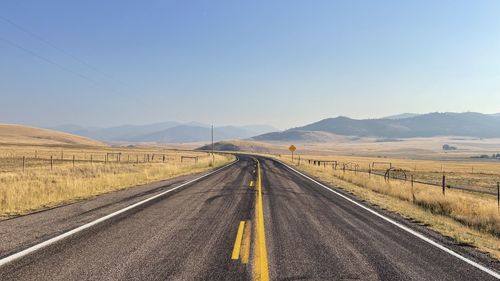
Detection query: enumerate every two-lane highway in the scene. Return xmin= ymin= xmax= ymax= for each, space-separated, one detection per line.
xmin=0 ymin=155 xmax=498 ymax=280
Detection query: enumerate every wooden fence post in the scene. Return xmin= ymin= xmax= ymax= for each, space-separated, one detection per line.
xmin=90 ymin=154 xmax=93 ymax=165
xmin=35 ymin=150 xmax=37 ymax=159
xmin=497 ymin=182 xmax=499 ymax=211
xmin=50 ymin=156 xmax=53 ymax=171
xmin=72 ymin=155 xmax=75 ymax=167
xmin=22 ymin=156 xmax=25 ymax=172
xmin=442 ymin=175 xmax=446 ymax=195
xmin=411 ymin=175 xmax=415 ymax=202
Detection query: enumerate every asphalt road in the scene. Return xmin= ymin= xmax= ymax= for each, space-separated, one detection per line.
xmin=0 ymin=155 xmax=498 ymax=281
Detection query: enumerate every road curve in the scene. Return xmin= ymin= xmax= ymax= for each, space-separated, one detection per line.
xmin=0 ymin=155 xmax=498 ymax=281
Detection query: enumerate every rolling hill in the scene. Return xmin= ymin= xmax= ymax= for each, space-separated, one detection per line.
xmin=254 ymin=112 xmax=500 ymax=141
xmin=0 ymin=124 xmax=105 ymax=146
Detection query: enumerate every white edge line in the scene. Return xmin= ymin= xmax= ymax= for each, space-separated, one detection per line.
xmin=277 ymin=160 xmax=500 ymax=279
xmin=0 ymin=158 xmax=239 ymax=267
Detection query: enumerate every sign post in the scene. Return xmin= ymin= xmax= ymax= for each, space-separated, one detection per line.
xmin=289 ymin=145 xmax=297 ymax=162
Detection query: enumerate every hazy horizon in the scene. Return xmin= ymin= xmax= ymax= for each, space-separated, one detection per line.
xmin=1 ymin=1 xmax=499 ymax=129
xmin=0 ymin=110 xmax=497 ymax=133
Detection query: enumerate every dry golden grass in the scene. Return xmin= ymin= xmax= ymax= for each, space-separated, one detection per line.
xmin=0 ymin=144 xmax=234 ymax=219
xmin=0 ymin=124 xmax=105 ymax=147
xmin=276 ymin=155 xmax=500 ymax=259
xmin=280 ymin=154 xmax=500 ymax=193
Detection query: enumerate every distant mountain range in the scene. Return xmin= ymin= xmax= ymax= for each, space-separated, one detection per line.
xmin=49 ymin=122 xmax=279 ymax=143
xmin=254 ymin=112 xmax=500 ymax=142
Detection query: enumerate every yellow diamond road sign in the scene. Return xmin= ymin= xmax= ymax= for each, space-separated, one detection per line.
xmin=289 ymin=145 xmax=296 ymax=152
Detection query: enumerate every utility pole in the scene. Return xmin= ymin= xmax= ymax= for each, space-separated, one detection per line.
xmin=211 ymin=125 xmax=215 ymax=166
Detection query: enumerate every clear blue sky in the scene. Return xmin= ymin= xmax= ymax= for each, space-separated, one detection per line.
xmin=1 ymin=0 xmax=499 ymax=129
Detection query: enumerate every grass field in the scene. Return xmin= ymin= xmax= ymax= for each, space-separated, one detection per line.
xmin=0 ymin=144 xmax=234 ymax=219
xmin=289 ymin=154 xmax=500 ymax=194
xmin=276 ymin=154 xmax=500 ymax=259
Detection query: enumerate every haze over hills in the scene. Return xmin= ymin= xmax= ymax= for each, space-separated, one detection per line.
xmin=254 ymin=112 xmax=500 ymax=142
xmin=43 ymin=112 xmax=500 ymax=144
xmin=50 ymin=122 xmax=279 ymax=144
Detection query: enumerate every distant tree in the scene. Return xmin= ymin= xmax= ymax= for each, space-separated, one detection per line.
xmin=442 ymin=144 xmax=457 ymax=151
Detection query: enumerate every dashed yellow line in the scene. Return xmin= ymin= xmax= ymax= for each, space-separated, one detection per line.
xmin=250 ymin=181 xmax=254 ymax=188
xmin=241 ymin=220 xmax=251 ymax=264
xmin=253 ymin=160 xmax=270 ymax=281
xmin=231 ymin=221 xmax=246 ymax=260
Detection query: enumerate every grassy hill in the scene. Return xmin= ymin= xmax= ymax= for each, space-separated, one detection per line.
xmin=0 ymin=124 xmax=105 ymax=147
xmin=256 ymin=112 xmax=500 ymax=140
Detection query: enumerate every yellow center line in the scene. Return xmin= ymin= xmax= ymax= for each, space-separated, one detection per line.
xmin=250 ymin=180 xmax=254 ymax=188
xmin=253 ymin=159 xmax=270 ymax=281
xmin=240 ymin=220 xmax=251 ymax=264
xmin=231 ymin=221 xmax=246 ymax=260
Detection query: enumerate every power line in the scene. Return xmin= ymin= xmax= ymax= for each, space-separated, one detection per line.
xmin=0 ymin=15 xmax=153 ymax=109
xmin=0 ymin=34 xmax=154 ymax=109
xmin=0 ymin=15 xmax=133 ymax=89
xmin=0 ymin=36 xmax=110 ymax=89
